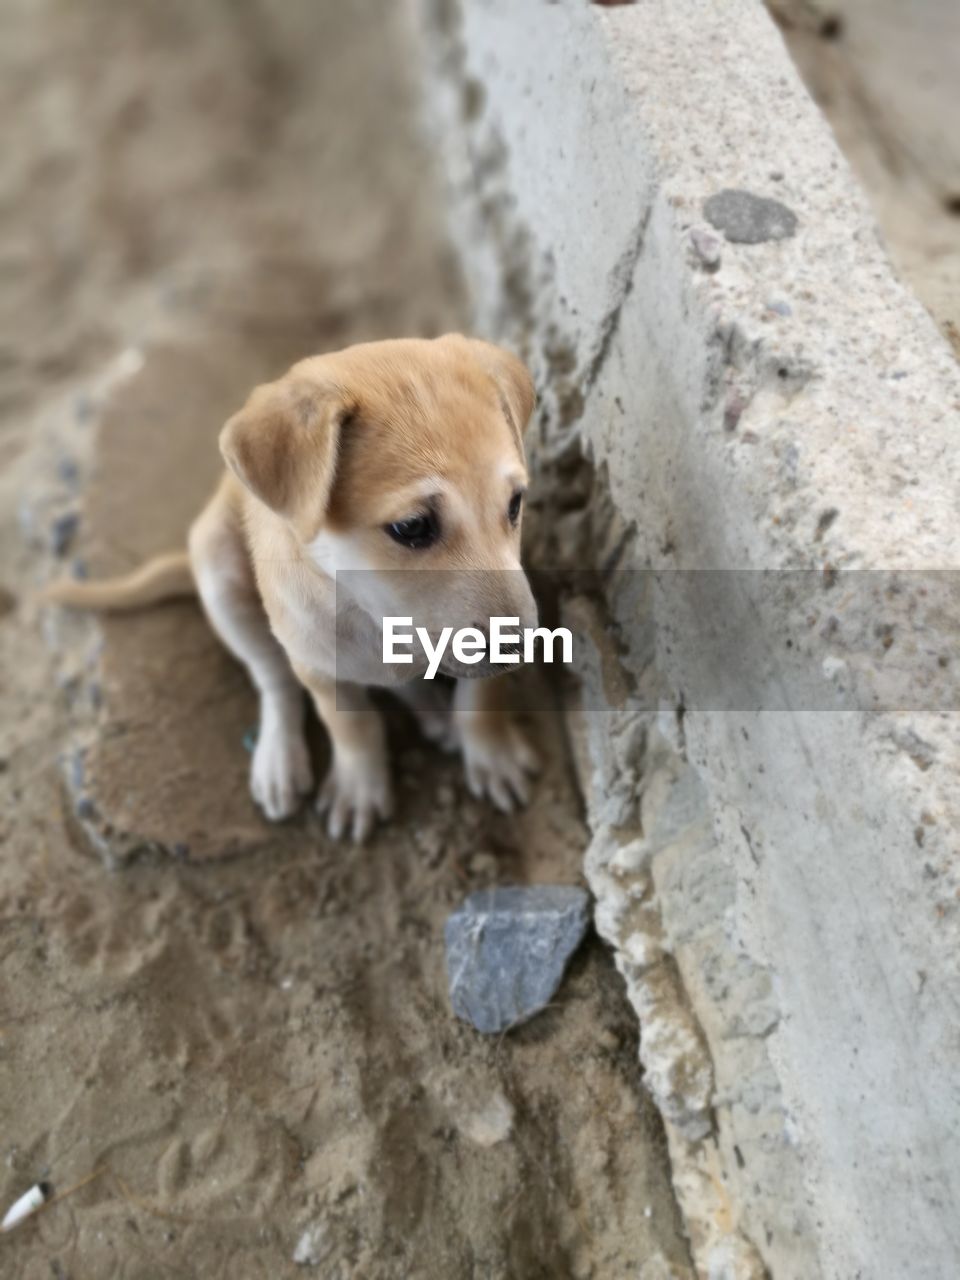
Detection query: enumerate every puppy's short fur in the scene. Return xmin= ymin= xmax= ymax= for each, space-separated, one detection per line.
xmin=46 ymin=335 xmax=540 ymax=841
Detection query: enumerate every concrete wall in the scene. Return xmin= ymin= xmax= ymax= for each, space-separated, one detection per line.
xmin=414 ymin=2 xmax=960 ymax=1277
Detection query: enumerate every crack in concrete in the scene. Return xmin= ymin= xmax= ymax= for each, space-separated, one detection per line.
xmin=581 ymin=205 xmax=652 ymax=395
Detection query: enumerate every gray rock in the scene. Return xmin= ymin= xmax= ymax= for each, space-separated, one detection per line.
xmin=445 ymin=885 xmax=591 ymax=1033
xmin=704 ymin=188 xmax=798 ymax=244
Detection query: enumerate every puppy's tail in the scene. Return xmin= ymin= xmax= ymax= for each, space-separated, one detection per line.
xmin=44 ymin=550 xmax=195 ymax=612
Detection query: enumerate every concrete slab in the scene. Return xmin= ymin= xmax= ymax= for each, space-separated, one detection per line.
xmin=419 ymin=1 xmax=960 ymax=1276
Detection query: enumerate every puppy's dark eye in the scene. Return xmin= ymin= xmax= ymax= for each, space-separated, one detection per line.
xmin=508 ymin=489 xmax=524 ymax=526
xmin=386 ymin=512 xmax=438 ymax=550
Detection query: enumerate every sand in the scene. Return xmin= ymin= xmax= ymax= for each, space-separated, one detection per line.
xmin=0 ymin=2 xmax=692 ymax=1277
xmin=769 ymin=0 xmax=960 ymax=355
xmin=1 ymin=1 xmax=954 ymax=1276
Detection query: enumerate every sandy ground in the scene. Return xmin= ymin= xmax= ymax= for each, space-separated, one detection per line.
xmin=2 ymin=2 xmax=955 ymax=1277
xmin=769 ymin=0 xmax=960 ymax=354
xmin=0 ymin=2 xmax=692 ymax=1278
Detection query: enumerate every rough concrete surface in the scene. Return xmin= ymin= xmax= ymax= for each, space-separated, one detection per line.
xmin=0 ymin=2 xmax=697 ymax=1277
xmin=418 ymin=1 xmax=960 ymax=1277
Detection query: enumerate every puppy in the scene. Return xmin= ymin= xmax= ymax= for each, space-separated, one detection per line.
xmin=46 ymin=335 xmax=540 ymax=841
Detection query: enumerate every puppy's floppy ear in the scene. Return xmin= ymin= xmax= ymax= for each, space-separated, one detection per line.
xmin=449 ymin=336 xmax=536 ymax=448
xmin=219 ymin=377 xmax=351 ymax=540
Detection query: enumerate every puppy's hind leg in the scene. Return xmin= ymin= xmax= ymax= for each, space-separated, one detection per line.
xmin=188 ymin=487 xmax=312 ymax=821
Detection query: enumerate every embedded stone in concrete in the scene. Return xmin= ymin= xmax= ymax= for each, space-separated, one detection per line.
xmin=703 ymin=188 xmax=798 ymax=243
xmin=445 ymin=885 xmax=591 ymax=1033
xmin=688 ymin=228 xmax=722 ymax=272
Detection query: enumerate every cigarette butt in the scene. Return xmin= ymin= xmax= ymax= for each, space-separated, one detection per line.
xmin=1 ymin=1182 xmax=50 ymax=1232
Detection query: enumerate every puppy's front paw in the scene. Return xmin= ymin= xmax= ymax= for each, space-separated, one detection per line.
xmin=460 ymin=719 xmax=539 ymax=813
xmin=250 ymin=727 xmax=313 ymax=821
xmin=316 ymin=751 xmax=393 ymax=843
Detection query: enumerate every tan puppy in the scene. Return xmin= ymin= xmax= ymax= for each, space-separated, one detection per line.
xmin=46 ymin=335 xmax=540 ymax=841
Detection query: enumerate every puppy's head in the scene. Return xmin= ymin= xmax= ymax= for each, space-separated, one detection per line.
xmin=220 ymin=335 xmax=538 ymax=674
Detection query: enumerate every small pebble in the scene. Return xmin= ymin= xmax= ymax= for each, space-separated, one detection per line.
xmin=292 ymin=1221 xmax=332 ymax=1267
xmin=689 ymin=228 xmax=722 ymax=272
xmin=457 ymin=1090 xmax=514 ymax=1146
xmin=724 ymin=391 xmax=746 ymax=432
xmin=56 ymin=457 xmax=80 ymax=486
xmin=68 ymin=750 xmax=85 ymax=790
xmin=50 ymin=512 xmax=80 ymax=558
